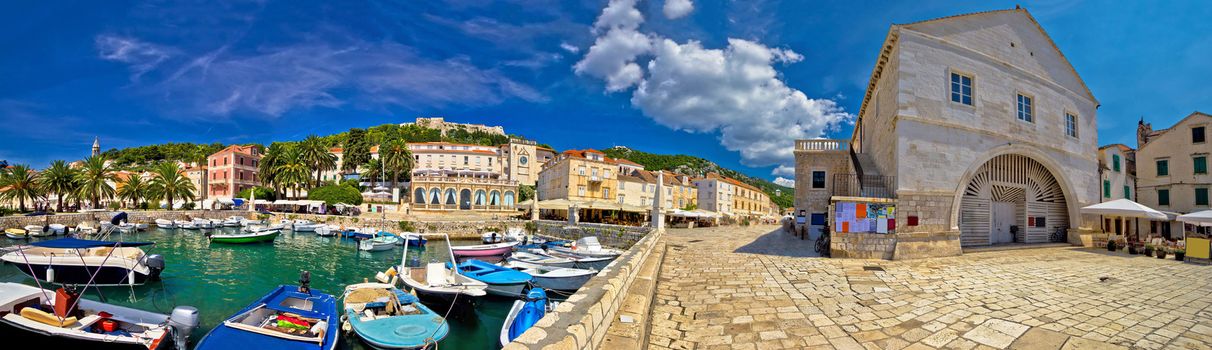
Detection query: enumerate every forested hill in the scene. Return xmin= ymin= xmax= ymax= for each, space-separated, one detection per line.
xmin=314 ymin=123 xmax=550 ymax=149
xmin=600 ymin=147 xmax=792 ymax=209
xmin=101 ymin=142 xmax=227 ymax=169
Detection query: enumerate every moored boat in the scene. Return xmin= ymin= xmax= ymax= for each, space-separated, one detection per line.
xmin=396 ymin=234 xmax=488 ymax=307
xmin=179 ymin=221 xmax=198 ymax=230
xmin=24 ymin=225 xmax=49 ymax=237
xmin=546 ymin=237 xmax=624 ymax=259
xmin=342 ymin=282 xmax=449 ymax=349
xmin=449 ymin=241 xmax=519 ymax=259
xmin=222 ymin=216 xmax=244 ymax=227
xmin=193 ymin=218 xmax=214 ymax=229
xmin=315 ymin=225 xmax=338 ymax=237
xmin=481 ymin=232 xmax=503 ymax=244
xmin=358 ymin=234 xmax=399 ymax=252
xmin=5 ymin=228 xmax=28 ymax=239
xmin=48 ymin=224 xmax=67 ymax=235
xmin=0 ymin=237 xmax=165 ymax=286
xmin=394 ymin=232 xmax=426 ymax=247
xmin=0 ymin=283 xmax=198 ymax=350
xmin=195 ymin=274 xmax=339 ymax=350
xmin=499 ymin=288 xmax=551 ymax=347
xmin=293 ymin=220 xmax=323 ymax=232
xmin=154 ymin=219 xmax=175 ymax=229
xmin=208 ymin=228 xmax=280 ymax=244
xmin=502 ymin=260 xmax=596 ymax=292
xmin=135 ymin=223 xmax=148 ymax=231
xmin=451 ymin=259 xmax=533 ymax=298
xmin=77 ymin=222 xmax=98 ymax=235
xmin=508 ymin=251 xmax=576 ymax=268
xmin=538 ymin=249 xmax=615 ymax=271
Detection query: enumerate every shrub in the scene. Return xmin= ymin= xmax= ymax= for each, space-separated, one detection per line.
xmin=236 ymin=186 xmax=277 ymax=201
xmin=397 ymin=220 xmax=416 ymax=232
xmin=307 ymin=184 xmax=363 ymax=205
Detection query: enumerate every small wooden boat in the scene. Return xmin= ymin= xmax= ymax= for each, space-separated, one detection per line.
xmin=359 ymin=234 xmax=399 ymax=252
xmin=450 ymin=241 xmax=519 ymax=259
xmin=503 ymin=260 xmax=596 ymax=292
xmin=47 ymin=224 xmax=67 ymax=235
xmin=5 ymin=228 xmax=28 ymax=239
xmin=0 ymin=283 xmax=198 ymax=349
xmin=481 ymin=232 xmax=503 ymax=244
xmin=208 ymin=228 xmax=280 ymax=244
xmin=508 ymin=251 xmax=576 ymax=268
xmin=196 ymin=277 xmax=338 ymax=350
xmin=396 ymin=234 xmax=488 ymax=306
xmin=499 ymin=288 xmax=551 ymax=347
xmin=342 ymin=283 xmax=449 ymax=349
xmin=451 ymin=259 xmax=533 ymax=298
xmin=24 ymin=225 xmax=49 ymax=237
xmin=533 ymin=249 xmax=615 ymax=271
xmin=154 ymin=219 xmax=175 ymax=229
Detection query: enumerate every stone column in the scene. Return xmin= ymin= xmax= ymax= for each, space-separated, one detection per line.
xmin=530 ymin=197 xmax=539 ymax=221
xmin=651 ymin=172 xmax=665 ymax=231
xmin=569 ymin=205 xmax=579 ymax=224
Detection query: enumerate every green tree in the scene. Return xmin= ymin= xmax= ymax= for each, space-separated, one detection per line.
xmin=37 ymin=160 xmax=78 ymax=212
xmin=274 ymin=145 xmax=311 ymax=199
xmin=307 ymin=184 xmax=363 ymax=205
xmin=299 ymin=135 xmax=336 ymax=188
xmin=116 ymin=175 xmax=149 ymax=209
xmin=379 ymin=139 xmax=414 ymax=194
xmin=518 ymin=184 xmax=535 ymax=202
xmin=76 ymin=155 xmax=116 ymax=208
xmin=258 ymin=142 xmax=288 ymax=199
xmin=360 ymin=158 xmax=383 ymax=185
xmin=236 ymin=186 xmax=277 ymax=201
xmin=147 ymin=162 xmax=196 ymax=210
xmin=342 ymin=128 xmax=372 ymax=173
xmin=0 ymin=165 xmax=41 ymax=212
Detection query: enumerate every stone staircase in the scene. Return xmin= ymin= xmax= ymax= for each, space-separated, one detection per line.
xmin=853 ymin=152 xmax=893 ymax=198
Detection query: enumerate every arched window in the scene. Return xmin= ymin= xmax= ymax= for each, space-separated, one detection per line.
xmin=489 ymin=191 xmax=501 ymax=206
xmin=474 ymin=190 xmax=487 ymax=205
xmin=430 ymin=188 xmax=441 ymax=205
xmin=445 ymin=189 xmax=457 ymax=205
xmin=413 ymin=188 xmax=426 ymax=204
xmin=504 ymin=191 xmax=515 ymax=206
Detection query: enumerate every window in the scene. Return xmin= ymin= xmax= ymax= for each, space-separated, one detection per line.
xmin=1065 ymin=113 xmax=1078 ymax=137
xmin=1103 ymin=180 xmax=1111 ymax=198
xmin=1123 ymin=185 xmax=1130 ymax=200
xmin=578 ymin=186 xmax=586 ymax=196
xmin=1157 ymin=159 xmax=1169 ymax=176
xmin=1196 ymin=156 xmax=1208 ymax=174
xmin=1194 ymin=127 xmax=1206 ymax=143
xmin=1016 ymin=93 xmax=1033 ymax=122
xmin=1112 ymin=154 xmax=1120 ymax=172
xmin=811 ymin=171 xmax=826 ymax=189
xmin=603 ymin=188 xmax=610 ymax=198
xmin=950 ymin=72 xmax=972 ymax=105
xmin=1198 ymin=188 xmax=1209 ymax=206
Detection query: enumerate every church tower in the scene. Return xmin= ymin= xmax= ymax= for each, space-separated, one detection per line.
xmin=92 ymin=137 xmax=100 ymax=157
xmin=1136 ymin=118 xmax=1153 ymax=149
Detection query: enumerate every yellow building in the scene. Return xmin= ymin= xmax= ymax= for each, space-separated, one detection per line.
xmin=615 ymin=169 xmax=697 ymax=210
xmin=537 ymin=149 xmax=620 ymax=202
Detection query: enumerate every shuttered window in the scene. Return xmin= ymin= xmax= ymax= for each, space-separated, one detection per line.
xmin=1158 ymin=189 xmax=1170 ymax=206
xmin=1198 ymin=188 xmax=1209 ymax=206
xmin=1196 ymin=156 xmax=1208 ymax=174
xmin=1157 ymin=159 xmax=1169 ymax=176
xmin=1103 ymin=180 xmax=1111 ymax=198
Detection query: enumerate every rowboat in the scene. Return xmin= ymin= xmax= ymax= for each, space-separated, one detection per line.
xmin=502 ymin=260 xmax=596 ymax=292
xmin=154 ymin=219 xmax=175 ymax=229
xmin=0 ymin=283 xmax=198 ymax=349
xmin=395 ymin=234 xmax=487 ymax=307
xmin=507 ymin=251 xmax=576 ymax=268
xmin=449 ymin=241 xmax=519 ymax=259
xmin=499 ymin=288 xmax=551 ymax=347
xmin=5 ymin=228 xmax=28 ymax=239
xmin=358 ymin=234 xmax=399 ymax=252
xmin=546 ymin=237 xmax=624 ymax=259
xmin=196 ymin=276 xmax=338 ymax=350
xmin=134 ymin=223 xmax=149 ymax=231
xmin=0 ymin=237 xmax=165 ymax=286
xmin=24 ymin=225 xmax=49 ymax=237
xmin=315 ymin=225 xmax=337 ymax=237
xmin=342 ymin=283 xmax=448 ymax=349
xmin=208 ymin=228 xmax=281 ymax=244
xmin=451 ymin=259 xmax=533 ymax=298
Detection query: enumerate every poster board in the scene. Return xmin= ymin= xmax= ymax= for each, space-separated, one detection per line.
xmin=834 ymin=201 xmax=896 ymax=234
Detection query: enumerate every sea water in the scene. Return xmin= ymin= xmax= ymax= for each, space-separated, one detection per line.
xmin=0 ymin=227 xmax=513 ymax=349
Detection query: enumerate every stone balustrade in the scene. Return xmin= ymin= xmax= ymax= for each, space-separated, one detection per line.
xmin=795 ymin=139 xmax=850 ymax=152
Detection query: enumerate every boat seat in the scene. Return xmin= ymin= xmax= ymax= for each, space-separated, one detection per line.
xmin=20 ymin=307 xmax=78 ymax=327
xmin=425 ymin=263 xmax=446 ymax=287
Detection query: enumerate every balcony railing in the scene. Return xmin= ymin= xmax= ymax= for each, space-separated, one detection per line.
xmin=411 ymin=175 xmax=518 ymax=186
xmin=831 ymin=173 xmax=896 ymax=199
xmin=795 ymin=139 xmax=850 ymax=152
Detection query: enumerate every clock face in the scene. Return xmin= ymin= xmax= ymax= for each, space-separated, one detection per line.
xmin=519 ymin=156 xmax=529 ymax=165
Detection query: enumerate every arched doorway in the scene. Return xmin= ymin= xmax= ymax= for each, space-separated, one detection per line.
xmin=429 ymin=188 xmax=441 ymax=205
xmin=445 ymin=189 xmax=457 ymax=206
xmin=958 ymin=154 xmax=1069 ymax=246
xmin=459 ymin=189 xmax=472 ymax=210
xmin=413 ymin=188 xmax=426 ymax=204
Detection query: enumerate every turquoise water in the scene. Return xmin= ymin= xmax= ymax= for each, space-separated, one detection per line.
xmin=0 ymin=227 xmax=513 ymax=349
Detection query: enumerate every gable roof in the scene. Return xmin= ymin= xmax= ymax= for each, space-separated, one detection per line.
xmin=1138 ymin=111 xmax=1212 ymax=152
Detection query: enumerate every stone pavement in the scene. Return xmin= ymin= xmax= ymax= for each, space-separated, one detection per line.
xmin=647 ymin=225 xmax=1212 ymax=350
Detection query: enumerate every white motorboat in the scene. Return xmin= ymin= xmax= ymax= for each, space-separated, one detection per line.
xmin=315 ymin=225 xmax=339 ymax=237
xmin=76 ymin=222 xmax=97 ymax=235
xmin=221 ymin=216 xmax=243 ymax=227
xmin=502 ymin=260 xmax=596 ymax=292
xmin=193 ymin=218 xmax=213 ymax=229
xmin=117 ymin=223 xmax=138 ymax=233
xmin=47 ymin=224 xmax=66 ymax=235
xmin=547 ymin=237 xmax=625 ymax=259
xmin=481 ymin=232 xmax=503 ymax=244
xmin=508 ymin=251 xmax=576 ymax=268
xmin=0 ymin=282 xmax=198 ymax=349
xmin=179 ymin=221 xmax=198 ymax=230
xmin=24 ymin=225 xmax=49 ymax=237
xmin=292 ymin=220 xmax=322 ymax=232
xmin=5 ymin=228 xmax=28 ymax=240
xmin=394 ymin=233 xmax=487 ymax=306
xmin=239 ymin=219 xmax=265 ymax=227
xmin=172 ymin=220 xmax=190 ymax=229
xmin=135 ymin=223 xmax=149 ymax=231
xmin=1 ymin=238 xmax=166 ymax=286
xmin=533 ymin=248 xmax=615 ymax=271
xmin=154 ymin=219 xmax=175 ymax=229
xmin=358 ymin=235 xmax=399 ymax=252
xmin=503 ymin=228 xmax=528 ymax=242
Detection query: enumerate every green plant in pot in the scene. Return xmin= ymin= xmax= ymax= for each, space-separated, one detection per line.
xmin=1143 ymin=244 xmax=1154 ymax=256
xmin=1156 ymin=247 xmax=1168 ymax=259
xmin=1174 ymin=248 xmax=1186 ymax=261
xmin=1127 ymin=243 xmax=1138 ymax=255
xmin=1106 ymin=239 xmax=1117 ymax=251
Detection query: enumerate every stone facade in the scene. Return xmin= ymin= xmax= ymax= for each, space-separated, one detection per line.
xmin=793 ymin=140 xmax=853 ymax=216
xmin=1135 ymin=111 xmax=1212 ymax=239
xmin=408 ymin=175 xmax=519 ymax=212
xmin=401 ymin=117 xmax=506 ymax=136
xmin=500 ymin=138 xmax=556 ymax=186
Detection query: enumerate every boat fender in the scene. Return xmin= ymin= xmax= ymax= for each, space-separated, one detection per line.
xmin=341 ymin=319 xmax=352 ymax=333
xmin=46 ymin=267 xmax=54 ymax=283
xmin=168 ymin=306 xmax=199 ymax=348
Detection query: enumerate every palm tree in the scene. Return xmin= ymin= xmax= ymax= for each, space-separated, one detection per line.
xmin=275 ymin=145 xmax=311 ymax=199
xmin=147 ymin=162 xmax=196 ymax=210
xmin=299 ymin=135 xmax=337 ymax=188
xmin=117 ymin=175 xmax=148 ymax=209
xmin=0 ymin=165 xmax=41 ymax=212
xmin=379 ymin=139 xmax=414 ymax=194
xmin=360 ymin=158 xmax=383 ymax=186
xmin=37 ymin=160 xmax=78 ymax=212
xmin=76 ymin=155 xmax=116 ymax=209
xmin=259 ymin=143 xmax=286 ymax=199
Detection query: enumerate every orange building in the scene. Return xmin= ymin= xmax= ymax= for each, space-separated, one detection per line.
xmin=207 ymin=145 xmax=262 ymax=199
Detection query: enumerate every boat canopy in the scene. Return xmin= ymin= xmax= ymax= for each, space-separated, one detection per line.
xmin=30 ymin=237 xmax=154 ymax=249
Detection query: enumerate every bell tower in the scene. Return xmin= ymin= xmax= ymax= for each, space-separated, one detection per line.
xmin=91 ymin=137 xmax=101 ymax=157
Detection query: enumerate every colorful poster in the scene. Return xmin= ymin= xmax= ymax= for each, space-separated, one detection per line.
xmin=877 ymin=218 xmax=888 ymax=233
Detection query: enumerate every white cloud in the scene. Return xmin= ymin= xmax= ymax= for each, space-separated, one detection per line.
xmin=95 ymin=35 xmax=175 ymax=80
xmin=560 ymin=42 xmax=580 ymax=53
xmin=772 ymin=165 xmax=796 ymax=177
xmin=663 ymin=0 xmax=694 ymax=19
xmin=576 ymin=0 xmax=852 ymax=176
xmin=773 ymin=177 xmax=795 ymax=188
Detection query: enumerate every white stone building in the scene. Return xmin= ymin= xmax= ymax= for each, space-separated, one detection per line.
xmin=796 ymin=8 xmax=1100 ymax=257
xmin=1135 ymin=112 xmax=1212 ymax=240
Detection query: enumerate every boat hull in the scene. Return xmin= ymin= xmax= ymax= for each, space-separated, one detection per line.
xmin=209 ymin=231 xmax=280 ymax=244
xmin=532 ymin=273 xmax=593 ymax=292
xmin=485 ymin=282 xmax=529 ymax=298
xmin=451 ymin=246 xmax=514 ymax=258
xmin=0 ymin=318 xmax=173 ymax=350
xmin=8 ymin=263 xmax=154 ymax=286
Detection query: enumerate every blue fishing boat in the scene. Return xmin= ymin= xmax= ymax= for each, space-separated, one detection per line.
xmin=448 ymin=259 xmax=533 ymax=297
xmin=499 ymin=288 xmax=550 ymax=346
xmin=342 ymin=282 xmax=449 ymax=349
xmin=396 ymin=232 xmax=427 ymax=247
xmin=342 ymin=229 xmax=374 ymax=240
xmin=196 ymin=272 xmax=339 ymax=350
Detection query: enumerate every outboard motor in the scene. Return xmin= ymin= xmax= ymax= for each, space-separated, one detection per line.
xmin=167 ymin=306 xmax=199 ymax=350
xmin=145 ymin=254 xmax=166 ymax=281
xmin=299 ymin=270 xmax=311 ymax=294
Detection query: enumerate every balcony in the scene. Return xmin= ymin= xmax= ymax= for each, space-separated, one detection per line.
xmin=831 ymin=173 xmax=896 ymax=199
xmin=411 ymin=174 xmax=518 ymax=187
xmin=588 ymin=175 xmax=602 ymax=183
xmin=795 ymin=139 xmax=849 ymax=152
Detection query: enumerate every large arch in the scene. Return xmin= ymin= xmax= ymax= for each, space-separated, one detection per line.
xmin=503 ymin=191 xmax=516 ymax=206
xmin=459 ymin=189 xmax=472 ymax=210
xmin=950 ymin=146 xmax=1081 ymax=246
xmin=489 ymin=190 xmax=501 ymax=206
xmin=413 ymin=188 xmax=426 ymax=204
xmin=445 ymin=189 xmax=457 ymax=205
xmin=429 ymin=188 xmax=441 ymax=205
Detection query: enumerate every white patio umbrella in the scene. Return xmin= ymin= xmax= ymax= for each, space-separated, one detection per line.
xmin=1081 ymin=199 xmax=1167 ymax=240
xmin=1177 ymin=210 xmax=1212 ymax=225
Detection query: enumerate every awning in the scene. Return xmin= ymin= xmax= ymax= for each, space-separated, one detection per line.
xmin=578 ymin=200 xmax=623 ymax=211
xmin=536 ymin=199 xmax=574 ymax=210
xmin=30 ymin=237 xmax=153 ymax=248
xmin=1178 ymin=210 xmax=1212 ymax=225
xmin=620 ymin=204 xmax=650 ymax=213
xmin=217 ymin=198 xmax=235 ymax=205
xmin=1080 ymin=199 xmax=1167 ymax=220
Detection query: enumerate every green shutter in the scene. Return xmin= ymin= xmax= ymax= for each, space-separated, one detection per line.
xmin=1198 ymin=188 xmax=1209 ymax=206
xmin=1103 ymin=180 xmax=1111 ymax=198
xmin=1197 ymin=156 xmax=1208 ymax=174
xmin=1157 ymin=159 xmax=1168 ymax=176
xmin=1124 ymin=185 xmax=1130 ymax=200
xmin=1113 ymin=155 xmax=1120 ymax=172
xmin=1158 ymin=189 xmax=1170 ymax=206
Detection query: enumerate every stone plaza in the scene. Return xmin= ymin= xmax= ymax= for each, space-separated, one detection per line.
xmin=645 ymin=225 xmax=1212 ymax=350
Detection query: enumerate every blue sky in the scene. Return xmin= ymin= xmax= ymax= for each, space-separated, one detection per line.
xmin=1 ymin=0 xmax=1209 ymax=185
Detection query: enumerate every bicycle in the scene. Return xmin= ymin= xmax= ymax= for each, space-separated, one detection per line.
xmin=815 ymin=225 xmax=831 ymax=257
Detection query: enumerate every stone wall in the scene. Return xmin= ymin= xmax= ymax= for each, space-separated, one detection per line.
xmin=0 ymin=210 xmax=250 ymax=229
xmin=830 ymin=232 xmax=897 ymax=259
xmin=793 ymin=144 xmax=852 ymax=215
xmin=536 ymin=220 xmax=651 ymax=249
xmin=504 ymin=227 xmax=665 ymax=350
